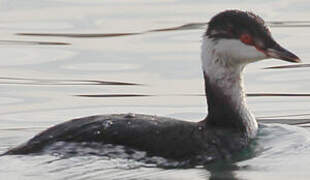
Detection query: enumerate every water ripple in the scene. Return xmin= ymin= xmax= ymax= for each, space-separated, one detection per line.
xmin=15 ymin=21 xmax=310 ymax=39
xmin=0 ymin=77 xmax=141 ymax=86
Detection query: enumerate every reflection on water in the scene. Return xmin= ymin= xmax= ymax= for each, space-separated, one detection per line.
xmin=17 ymin=32 xmax=141 ymax=38
xmin=15 ymin=21 xmax=310 ymax=38
xmin=0 ymin=40 xmax=70 ymax=46
xmin=0 ymin=0 xmax=310 ymax=179
xmin=0 ymin=77 xmax=140 ymax=86
xmin=265 ymin=64 xmax=310 ymax=69
xmin=77 ymin=94 xmax=150 ymax=97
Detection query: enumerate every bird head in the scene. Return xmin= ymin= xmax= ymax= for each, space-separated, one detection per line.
xmin=205 ymin=10 xmax=300 ymax=65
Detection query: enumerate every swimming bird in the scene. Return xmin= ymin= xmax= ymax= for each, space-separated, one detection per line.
xmin=4 ymin=10 xmax=300 ymax=163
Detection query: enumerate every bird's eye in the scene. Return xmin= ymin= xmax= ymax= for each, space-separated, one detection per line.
xmin=240 ymin=34 xmax=253 ymax=45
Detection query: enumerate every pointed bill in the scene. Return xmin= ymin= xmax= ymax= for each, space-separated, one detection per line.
xmin=266 ymin=43 xmax=301 ymax=63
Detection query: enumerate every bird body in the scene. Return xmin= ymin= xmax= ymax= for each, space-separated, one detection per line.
xmin=4 ymin=10 xmax=300 ymax=164
xmin=5 ymin=114 xmax=248 ymax=163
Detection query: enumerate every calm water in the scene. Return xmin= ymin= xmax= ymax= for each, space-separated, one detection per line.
xmin=1 ymin=0 xmax=310 ymax=179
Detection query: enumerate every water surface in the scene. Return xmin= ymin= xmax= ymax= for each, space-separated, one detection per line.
xmin=1 ymin=0 xmax=310 ymax=179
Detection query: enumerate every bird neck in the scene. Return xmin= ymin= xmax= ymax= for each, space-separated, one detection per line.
xmin=201 ymin=36 xmax=258 ymax=138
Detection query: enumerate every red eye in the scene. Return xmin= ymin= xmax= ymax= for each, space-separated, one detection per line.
xmin=240 ymin=34 xmax=253 ymax=45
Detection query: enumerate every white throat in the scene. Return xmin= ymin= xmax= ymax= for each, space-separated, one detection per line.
xmin=201 ymin=36 xmax=258 ymax=138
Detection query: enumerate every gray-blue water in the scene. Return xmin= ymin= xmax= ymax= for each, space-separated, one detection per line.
xmin=1 ymin=0 xmax=310 ymax=179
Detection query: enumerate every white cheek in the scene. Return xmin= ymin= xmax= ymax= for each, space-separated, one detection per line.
xmin=214 ymin=39 xmax=267 ymax=63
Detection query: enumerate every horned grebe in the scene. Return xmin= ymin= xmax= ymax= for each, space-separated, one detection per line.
xmin=4 ymin=10 xmax=300 ymax=163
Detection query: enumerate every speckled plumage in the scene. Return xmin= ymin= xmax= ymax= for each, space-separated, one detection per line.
xmin=4 ymin=10 xmax=300 ymax=164
xmin=5 ymin=114 xmax=247 ymax=163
